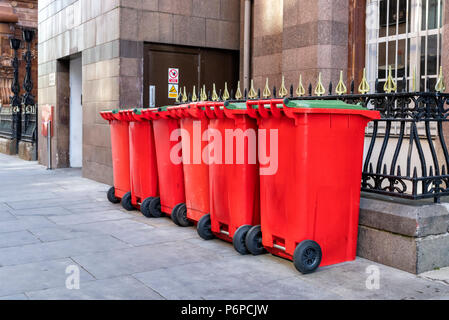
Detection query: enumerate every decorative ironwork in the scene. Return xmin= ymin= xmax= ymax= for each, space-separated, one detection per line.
xmin=9 ymin=36 xmax=21 ymax=146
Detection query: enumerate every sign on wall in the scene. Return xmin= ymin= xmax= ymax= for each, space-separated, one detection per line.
xmin=168 ymin=84 xmax=179 ymax=99
xmin=168 ymin=68 xmax=179 ymax=84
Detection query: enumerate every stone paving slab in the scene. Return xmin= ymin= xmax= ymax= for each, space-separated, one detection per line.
xmin=0 ymin=258 xmax=95 ymax=297
xmin=0 ymin=153 xmax=448 ymax=300
xmin=0 ymin=230 xmax=40 ymax=248
xmin=0 ymin=211 xmax=17 ymax=222
xmin=25 ymin=276 xmax=164 ymax=300
xmin=0 ymin=235 xmax=131 ymax=266
xmin=0 ymin=216 xmax=56 ymax=233
xmin=46 ymin=210 xmax=129 ymax=226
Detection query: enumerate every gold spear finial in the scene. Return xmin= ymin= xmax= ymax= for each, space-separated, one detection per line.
xmin=235 ymin=81 xmax=243 ymax=100
xmin=263 ymin=78 xmax=271 ymax=98
xmin=296 ymin=74 xmax=305 ymax=97
xmin=200 ymin=85 xmax=207 ymax=101
xmin=383 ymin=65 xmax=397 ymax=93
xmin=279 ymin=75 xmax=288 ymax=98
xmin=192 ymin=85 xmax=198 ymax=102
xmin=212 ymin=83 xmax=219 ymax=101
xmin=335 ymin=70 xmax=347 ymax=95
xmin=314 ymin=72 xmax=326 ymax=96
xmin=435 ymin=66 xmax=446 ymax=93
xmin=222 ymin=82 xmax=230 ymax=101
xmin=181 ymin=86 xmax=188 ymax=102
xmin=248 ymin=79 xmax=258 ymax=99
xmin=358 ymin=68 xmax=370 ymax=94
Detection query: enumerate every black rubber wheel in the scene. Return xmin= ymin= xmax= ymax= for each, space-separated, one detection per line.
xmin=107 ymin=187 xmax=120 ymax=204
xmin=233 ymin=225 xmax=252 ymax=255
xmin=245 ymin=225 xmax=266 ymax=255
xmin=140 ymin=197 xmax=154 ymax=218
xmin=148 ymin=197 xmax=163 ymax=218
xmin=176 ymin=203 xmax=193 ymax=227
xmin=121 ymin=191 xmax=135 ymax=211
xmin=197 ymin=214 xmax=214 ymax=240
xmin=293 ymin=240 xmax=322 ymax=274
xmin=171 ymin=203 xmax=184 ymax=226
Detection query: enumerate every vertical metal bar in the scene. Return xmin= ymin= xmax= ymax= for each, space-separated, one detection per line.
xmin=47 ymin=120 xmax=52 ymax=170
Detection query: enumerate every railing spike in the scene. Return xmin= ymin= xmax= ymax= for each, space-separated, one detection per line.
xmin=442 ymin=165 xmax=446 ymax=175
xmin=244 ymin=88 xmax=248 ymax=99
xmin=308 ymin=83 xmax=312 ymax=96
xmin=222 ymin=82 xmax=230 ymax=101
xmin=296 ymin=75 xmax=305 ymax=97
xmin=397 ymin=165 xmax=401 ymax=176
xmin=369 ymin=163 xmax=374 ymax=174
xmin=248 ymin=80 xmax=257 ymax=99
xmin=235 ymin=81 xmax=243 ymax=100
xmin=328 ymin=81 xmax=333 ymax=95
xmin=375 ymin=78 xmax=379 ymax=93
xmin=263 ymin=78 xmax=271 ymax=99
xmin=402 ymin=75 xmax=407 ymax=93
xmin=358 ymin=68 xmax=370 ymax=94
xmin=258 ymin=88 xmax=261 ymax=99
xmin=435 ymin=66 xmax=446 ymax=93
xmin=384 ymin=65 xmax=397 ymax=93
xmin=279 ymin=75 xmax=288 ymax=98
xmin=335 ymin=71 xmax=347 ymax=95
xmin=350 ymin=79 xmax=355 ymax=94
xmin=273 ymin=86 xmax=277 ymax=98
xmin=413 ymin=167 xmax=418 ymax=178
xmin=191 ymin=85 xmax=197 ymax=102
xmin=290 ymin=84 xmax=294 ymax=98
xmin=383 ymin=164 xmax=388 ymax=175
xmin=314 ymin=72 xmax=326 ymax=96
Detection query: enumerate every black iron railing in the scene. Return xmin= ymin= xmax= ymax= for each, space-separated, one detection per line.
xmin=176 ymin=72 xmax=449 ymax=203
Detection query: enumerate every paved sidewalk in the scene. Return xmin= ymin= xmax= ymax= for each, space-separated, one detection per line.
xmin=0 ymin=154 xmax=448 ymax=300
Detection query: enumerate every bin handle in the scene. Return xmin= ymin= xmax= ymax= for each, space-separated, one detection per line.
xmin=245 ymin=100 xmax=259 ymax=119
xmin=201 ymin=102 xmax=216 ymax=119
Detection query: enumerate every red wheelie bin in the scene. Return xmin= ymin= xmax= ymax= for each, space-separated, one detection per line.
xmin=140 ymin=107 xmax=185 ymax=222
xmin=167 ymin=103 xmax=211 ymax=228
xmin=100 ymin=109 xmax=132 ymax=207
xmin=119 ymin=108 xmax=159 ymax=216
xmin=198 ymin=101 xmax=260 ymax=255
xmin=245 ymin=98 xmax=380 ymax=274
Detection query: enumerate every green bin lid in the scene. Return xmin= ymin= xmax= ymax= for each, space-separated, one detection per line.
xmin=224 ymin=99 xmax=367 ymax=111
xmin=285 ymin=99 xmax=367 ymax=110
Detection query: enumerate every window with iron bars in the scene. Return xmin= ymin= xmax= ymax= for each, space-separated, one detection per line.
xmin=366 ymin=0 xmax=443 ymax=93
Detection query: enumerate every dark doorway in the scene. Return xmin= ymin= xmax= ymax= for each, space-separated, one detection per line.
xmin=144 ymin=44 xmax=239 ymax=108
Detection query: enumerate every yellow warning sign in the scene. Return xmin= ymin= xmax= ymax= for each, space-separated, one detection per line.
xmin=168 ymin=84 xmax=179 ymax=99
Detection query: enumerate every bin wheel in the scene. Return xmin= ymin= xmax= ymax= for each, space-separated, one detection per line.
xmin=171 ymin=203 xmax=184 ymax=226
xmin=245 ymin=225 xmax=266 ymax=256
xmin=141 ymin=197 xmax=154 ymax=218
xmin=293 ymin=240 xmax=322 ymax=274
xmin=148 ymin=197 xmax=163 ymax=218
xmin=121 ymin=192 xmax=135 ymax=211
xmin=233 ymin=225 xmax=251 ymax=255
xmin=176 ymin=204 xmax=193 ymax=227
xmin=197 ymin=214 xmax=214 ymax=240
xmin=107 ymin=187 xmax=120 ymax=204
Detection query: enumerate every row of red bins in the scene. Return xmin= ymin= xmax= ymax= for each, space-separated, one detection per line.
xmin=100 ymin=99 xmax=380 ymax=274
